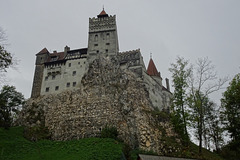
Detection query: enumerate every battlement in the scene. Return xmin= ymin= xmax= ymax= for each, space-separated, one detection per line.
xmin=89 ymin=15 xmax=116 ymax=32
xmin=118 ymin=49 xmax=141 ymax=64
xmin=118 ymin=49 xmax=141 ymax=55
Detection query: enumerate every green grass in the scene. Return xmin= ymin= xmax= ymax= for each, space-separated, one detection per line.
xmin=0 ymin=127 xmax=123 ymax=160
xmin=0 ymin=127 xmax=224 ymax=160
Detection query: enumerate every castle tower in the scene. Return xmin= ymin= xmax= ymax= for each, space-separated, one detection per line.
xmin=87 ymin=9 xmax=119 ymax=61
xmin=31 ymin=48 xmax=49 ymax=98
xmin=147 ymin=58 xmax=162 ymax=85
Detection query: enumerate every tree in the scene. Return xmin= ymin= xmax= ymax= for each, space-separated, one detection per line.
xmin=205 ymin=103 xmax=224 ymax=152
xmin=188 ymin=57 xmax=228 ymax=154
xmin=0 ymin=85 xmax=25 ymax=129
xmin=169 ymin=56 xmax=192 ymax=144
xmin=0 ymin=45 xmax=12 ymax=72
xmin=0 ymin=27 xmax=14 ymax=84
xmin=221 ymin=74 xmax=240 ymax=142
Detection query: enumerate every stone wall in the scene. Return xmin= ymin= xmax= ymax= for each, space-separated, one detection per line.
xmin=31 ymin=64 xmax=44 ymax=98
xmin=20 ymin=55 xmax=181 ymax=155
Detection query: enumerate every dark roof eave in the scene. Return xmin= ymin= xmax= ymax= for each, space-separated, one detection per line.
xmin=44 ymin=59 xmax=67 ymax=65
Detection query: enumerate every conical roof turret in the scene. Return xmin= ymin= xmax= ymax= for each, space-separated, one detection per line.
xmin=97 ymin=8 xmax=109 ymax=18
xmin=147 ymin=58 xmax=160 ymax=77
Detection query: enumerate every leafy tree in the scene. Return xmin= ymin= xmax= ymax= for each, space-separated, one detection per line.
xmin=205 ymin=103 xmax=224 ymax=153
xmin=221 ymin=74 xmax=240 ymax=142
xmin=0 ymin=85 xmax=25 ymax=129
xmin=0 ymin=27 xmax=15 ymax=85
xmin=169 ymin=56 xmax=192 ymax=144
xmin=0 ymin=27 xmax=12 ymax=71
xmin=0 ymin=45 xmax=12 ymax=72
xmin=188 ymin=57 xmax=228 ymax=154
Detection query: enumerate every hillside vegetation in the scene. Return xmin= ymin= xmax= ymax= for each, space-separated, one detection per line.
xmin=0 ymin=127 xmax=224 ymax=160
xmin=0 ymin=127 xmax=123 ymax=160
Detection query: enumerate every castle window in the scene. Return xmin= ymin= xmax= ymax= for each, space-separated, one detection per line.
xmin=55 ymin=86 xmax=59 ymax=91
xmin=94 ymin=44 xmax=98 ymax=46
xmin=46 ymin=87 xmax=49 ymax=92
xmin=69 ymin=63 xmax=71 ymax=67
xmin=73 ymin=82 xmax=76 ymax=87
xmin=106 ymin=43 xmax=110 ymax=45
xmin=45 ymin=76 xmax=48 ymax=81
xmin=66 ymin=83 xmax=70 ymax=87
xmin=106 ymin=33 xmax=110 ymax=39
xmin=106 ymin=49 xmax=108 ymax=53
xmin=94 ymin=35 xmax=98 ymax=41
xmin=52 ymin=75 xmax=56 ymax=80
xmin=84 ymin=61 xmax=86 ymax=64
xmin=97 ymin=50 xmax=99 ymax=53
xmin=72 ymin=71 xmax=76 ymax=76
xmin=78 ymin=62 xmax=80 ymax=65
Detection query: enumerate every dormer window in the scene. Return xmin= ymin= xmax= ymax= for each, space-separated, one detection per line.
xmin=51 ymin=56 xmax=58 ymax=61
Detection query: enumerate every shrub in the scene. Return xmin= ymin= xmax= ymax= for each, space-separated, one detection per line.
xmin=24 ymin=125 xmax=50 ymax=141
xmin=100 ymin=125 xmax=118 ymax=140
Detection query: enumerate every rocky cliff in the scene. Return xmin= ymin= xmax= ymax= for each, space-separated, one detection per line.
xmin=19 ymin=56 xmax=181 ymax=155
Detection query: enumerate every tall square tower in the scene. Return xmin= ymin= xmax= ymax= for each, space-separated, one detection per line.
xmin=87 ymin=9 xmax=119 ymax=61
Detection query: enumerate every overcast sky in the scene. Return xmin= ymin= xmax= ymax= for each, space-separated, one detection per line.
xmin=1 ymin=0 xmax=240 ymax=103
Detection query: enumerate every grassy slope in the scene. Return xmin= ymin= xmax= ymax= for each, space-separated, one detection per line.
xmin=0 ymin=127 xmax=224 ymax=160
xmin=0 ymin=127 xmax=123 ymax=160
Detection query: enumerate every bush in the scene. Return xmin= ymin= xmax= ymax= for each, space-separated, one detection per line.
xmin=100 ymin=125 xmax=118 ymax=140
xmin=24 ymin=125 xmax=50 ymax=141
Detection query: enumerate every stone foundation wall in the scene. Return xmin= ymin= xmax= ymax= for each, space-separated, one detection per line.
xmin=20 ymin=56 xmax=181 ymax=155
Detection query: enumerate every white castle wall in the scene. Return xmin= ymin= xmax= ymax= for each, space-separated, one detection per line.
xmin=142 ymin=71 xmax=171 ymax=111
xmin=40 ymin=58 xmax=87 ymax=95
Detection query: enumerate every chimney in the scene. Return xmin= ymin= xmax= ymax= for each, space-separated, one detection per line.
xmin=53 ymin=50 xmax=57 ymax=54
xmin=165 ymin=78 xmax=170 ymax=91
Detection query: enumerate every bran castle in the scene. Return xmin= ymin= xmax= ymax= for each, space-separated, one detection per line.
xmin=31 ymin=9 xmax=171 ymax=111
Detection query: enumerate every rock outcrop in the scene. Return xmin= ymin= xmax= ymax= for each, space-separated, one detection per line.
xmin=19 ymin=56 xmax=181 ymax=155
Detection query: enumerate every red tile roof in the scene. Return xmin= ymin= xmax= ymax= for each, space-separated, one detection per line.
xmin=99 ymin=9 xmax=107 ymax=16
xmin=36 ymin=48 xmax=49 ymax=55
xmin=97 ymin=9 xmax=109 ymax=18
xmin=147 ymin=58 xmax=160 ymax=77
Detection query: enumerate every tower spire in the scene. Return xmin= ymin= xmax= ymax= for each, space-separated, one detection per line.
xmin=98 ymin=7 xmax=108 ymax=18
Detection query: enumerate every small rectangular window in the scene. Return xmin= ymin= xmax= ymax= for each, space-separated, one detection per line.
xmin=106 ymin=49 xmax=108 ymax=53
xmin=66 ymin=83 xmax=70 ymax=87
xmin=94 ymin=44 xmax=98 ymax=46
xmin=55 ymin=86 xmax=59 ymax=91
xmin=52 ymin=75 xmax=56 ymax=80
xmin=78 ymin=62 xmax=80 ymax=65
xmin=46 ymin=87 xmax=49 ymax=92
xmin=106 ymin=43 xmax=110 ymax=45
xmin=97 ymin=50 xmax=99 ymax=53
xmin=69 ymin=63 xmax=71 ymax=67
xmin=73 ymin=82 xmax=76 ymax=87
xmin=94 ymin=35 xmax=98 ymax=41
xmin=45 ymin=77 xmax=48 ymax=81
xmin=72 ymin=71 xmax=76 ymax=76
